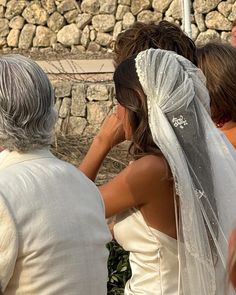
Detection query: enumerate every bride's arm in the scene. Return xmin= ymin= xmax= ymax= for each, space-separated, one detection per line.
xmin=79 ymin=113 xmax=125 ymax=181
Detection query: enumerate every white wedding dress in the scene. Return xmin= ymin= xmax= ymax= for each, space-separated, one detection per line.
xmin=114 ymin=208 xmax=181 ymax=295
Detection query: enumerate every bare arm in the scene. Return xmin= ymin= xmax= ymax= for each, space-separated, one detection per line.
xmin=100 ymin=155 xmax=167 ymax=218
xmin=79 ymin=113 xmax=125 ymax=181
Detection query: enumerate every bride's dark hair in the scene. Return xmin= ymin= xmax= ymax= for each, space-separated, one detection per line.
xmin=113 ymin=56 xmax=161 ymax=159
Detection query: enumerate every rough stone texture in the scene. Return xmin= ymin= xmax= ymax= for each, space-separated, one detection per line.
xmin=166 ymin=0 xmax=182 ymax=20
xmin=0 ymin=18 xmax=9 ymax=37
xmin=55 ymin=117 xmax=63 ymax=134
xmin=118 ymin=0 xmax=131 ymax=5
xmin=33 ymin=26 xmax=57 ymax=47
xmin=87 ymin=84 xmax=109 ymax=101
xmin=54 ymin=81 xmax=72 ymax=98
xmin=90 ymin=28 xmax=96 ymax=41
xmin=152 ymin=0 xmax=172 ymax=13
xmin=0 ymin=36 xmax=6 ymax=47
xmin=123 ymin=12 xmax=135 ymax=29
xmin=191 ymin=23 xmax=199 ymax=41
xmin=131 ymin=0 xmax=150 ymax=15
xmin=22 ymin=2 xmax=48 ymax=25
xmin=67 ymin=117 xmax=87 ymax=135
xmin=9 ymin=16 xmax=25 ymax=29
xmin=221 ymin=31 xmax=231 ymax=42
xmin=96 ymin=32 xmax=112 ymax=46
xmin=0 ymin=0 xmax=235 ymax=53
xmin=0 ymin=0 xmax=7 ymax=6
xmin=59 ymin=97 xmax=71 ymax=118
xmin=228 ymin=1 xmax=236 ymax=21
xmin=194 ymin=0 xmax=221 ymax=14
xmin=71 ymin=84 xmax=86 ymax=116
xmin=54 ymin=97 xmax=62 ymax=113
xmin=41 ymin=0 xmax=56 ymax=14
xmin=194 ymin=13 xmax=206 ymax=32
xmin=57 ymin=24 xmax=81 ymax=46
xmin=116 ymin=4 xmax=130 ymax=20
xmin=196 ymin=29 xmax=220 ymax=46
xmin=113 ymin=20 xmax=122 ymax=39
xmin=99 ymin=0 xmax=117 ymax=14
xmin=0 ymin=5 xmax=4 ymax=18
xmin=7 ymin=28 xmax=20 ymax=47
xmin=71 ymin=44 xmax=86 ymax=53
xmin=64 ymin=9 xmax=79 ymax=23
xmin=205 ymin=11 xmax=232 ymax=30
xmin=87 ymin=41 xmax=101 ymax=52
xmin=18 ymin=24 xmax=36 ymax=49
xmin=87 ymin=101 xmax=112 ymax=124
xmin=137 ymin=10 xmax=162 ymax=23
xmin=81 ymin=0 xmax=100 ymax=15
xmin=76 ymin=13 xmax=92 ymax=29
xmin=5 ymin=0 xmax=27 ymax=19
xmin=92 ymin=14 xmax=115 ymax=32
xmin=57 ymin=0 xmax=79 ymax=14
xmin=81 ymin=25 xmax=90 ymax=47
xmin=47 ymin=11 xmax=65 ymax=32
xmin=218 ymin=2 xmax=232 ymax=17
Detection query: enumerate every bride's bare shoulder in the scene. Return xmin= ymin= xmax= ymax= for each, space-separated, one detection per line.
xmin=128 ymin=154 xmax=169 ymax=180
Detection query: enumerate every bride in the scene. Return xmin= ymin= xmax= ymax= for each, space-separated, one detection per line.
xmin=80 ymin=48 xmax=236 ymax=294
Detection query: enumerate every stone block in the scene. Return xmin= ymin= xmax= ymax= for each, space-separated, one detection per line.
xmin=99 ymin=0 xmax=117 ymax=14
xmin=47 ymin=11 xmax=65 ymax=32
xmin=53 ymin=80 xmax=72 ymax=98
xmin=5 ymin=0 xmax=27 ymax=19
xmin=137 ymin=10 xmax=162 ymax=23
xmin=59 ymin=97 xmax=71 ymax=118
xmin=33 ymin=26 xmax=57 ymax=47
xmin=57 ymin=24 xmax=81 ymax=46
xmin=92 ymin=14 xmax=115 ymax=32
xmin=67 ymin=116 xmax=87 ymax=135
xmin=9 ymin=16 xmax=25 ymax=29
xmin=152 ymin=0 xmax=172 ymax=12
xmin=81 ymin=0 xmax=100 ymax=15
xmin=71 ymin=84 xmax=86 ymax=117
xmin=41 ymin=0 xmax=56 ymax=14
xmin=57 ymin=0 xmax=78 ymax=14
xmin=18 ymin=24 xmax=36 ymax=49
xmin=116 ymin=4 xmax=130 ymax=20
xmin=131 ymin=0 xmax=150 ymax=15
xmin=76 ymin=13 xmax=92 ymax=30
xmin=194 ymin=0 xmax=221 ymax=14
xmin=7 ymin=28 xmax=20 ymax=47
xmin=22 ymin=2 xmax=48 ymax=25
xmin=87 ymin=84 xmax=109 ymax=101
xmin=0 ymin=18 xmax=9 ymax=37
xmin=205 ymin=11 xmax=232 ymax=30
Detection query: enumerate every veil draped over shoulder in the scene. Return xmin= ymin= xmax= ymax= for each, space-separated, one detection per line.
xmin=135 ymin=48 xmax=236 ymax=295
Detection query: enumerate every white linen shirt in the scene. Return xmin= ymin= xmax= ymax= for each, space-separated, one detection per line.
xmin=0 ymin=149 xmax=111 ymax=294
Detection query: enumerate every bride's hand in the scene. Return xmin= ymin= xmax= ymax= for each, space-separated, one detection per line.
xmin=96 ymin=113 xmax=126 ymax=149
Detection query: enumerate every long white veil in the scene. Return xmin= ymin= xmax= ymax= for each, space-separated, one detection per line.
xmin=135 ymin=48 xmax=236 ymax=295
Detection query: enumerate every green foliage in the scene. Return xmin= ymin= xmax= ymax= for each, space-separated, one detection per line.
xmin=107 ymin=240 xmax=131 ymax=295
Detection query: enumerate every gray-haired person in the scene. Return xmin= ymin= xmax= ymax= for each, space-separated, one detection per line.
xmin=0 ymin=54 xmax=111 ymax=295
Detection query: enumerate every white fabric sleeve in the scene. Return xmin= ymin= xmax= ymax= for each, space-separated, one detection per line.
xmin=0 ymin=194 xmax=18 ymax=292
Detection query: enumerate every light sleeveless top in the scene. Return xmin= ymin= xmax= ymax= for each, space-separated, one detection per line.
xmin=113 ymin=208 xmax=181 ymax=295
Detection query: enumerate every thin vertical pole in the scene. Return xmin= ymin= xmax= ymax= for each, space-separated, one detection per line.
xmin=182 ymin=0 xmax=192 ymax=38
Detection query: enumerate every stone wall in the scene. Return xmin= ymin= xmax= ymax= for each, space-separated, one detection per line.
xmin=51 ymin=78 xmax=116 ymax=136
xmin=0 ymin=0 xmax=236 ymax=54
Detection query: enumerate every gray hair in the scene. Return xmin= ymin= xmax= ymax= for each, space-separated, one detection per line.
xmin=0 ymin=54 xmax=57 ymax=152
